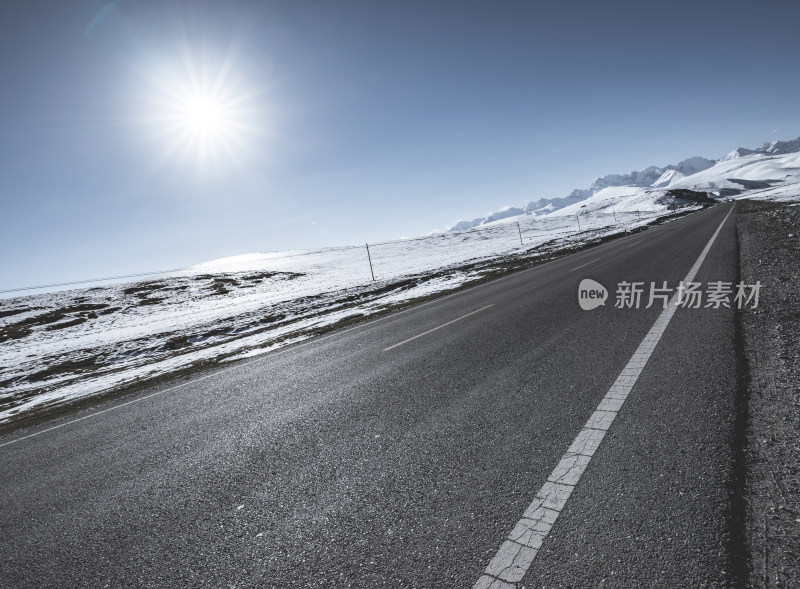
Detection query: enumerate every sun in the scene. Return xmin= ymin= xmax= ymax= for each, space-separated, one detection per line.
xmin=173 ymin=90 xmax=237 ymax=147
xmin=140 ymin=48 xmax=260 ymax=171
xmin=161 ymin=81 xmax=246 ymax=164
xmin=182 ymin=95 xmax=226 ymax=134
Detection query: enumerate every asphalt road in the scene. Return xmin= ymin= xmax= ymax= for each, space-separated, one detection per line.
xmin=0 ymin=203 xmax=743 ymax=588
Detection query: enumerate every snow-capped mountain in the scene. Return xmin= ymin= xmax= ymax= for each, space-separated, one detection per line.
xmin=757 ymin=137 xmax=800 ymax=155
xmin=448 ymin=136 xmax=800 ymax=230
xmin=723 ymin=138 xmax=800 ymax=161
xmin=722 ymin=147 xmax=756 ymax=161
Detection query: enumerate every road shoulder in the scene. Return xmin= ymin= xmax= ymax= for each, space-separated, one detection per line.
xmin=737 ymin=199 xmax=800 ymax=587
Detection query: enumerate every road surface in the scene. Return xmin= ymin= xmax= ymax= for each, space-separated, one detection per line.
xmin=0 ymin=203 xmax=744 ymax=588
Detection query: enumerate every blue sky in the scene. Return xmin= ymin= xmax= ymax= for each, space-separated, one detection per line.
xmin=2 ymin=0 xmax=799 ymax=289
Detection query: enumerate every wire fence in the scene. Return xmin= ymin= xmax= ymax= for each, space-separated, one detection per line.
xmin=362 ymin=208 xmax=665 ymax=282
xmin=1 ymin=207 xmax=673 ymax=298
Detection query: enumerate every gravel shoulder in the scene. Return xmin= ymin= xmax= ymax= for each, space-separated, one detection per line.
xmin=737 ymin=199 xmax=800 ymax=588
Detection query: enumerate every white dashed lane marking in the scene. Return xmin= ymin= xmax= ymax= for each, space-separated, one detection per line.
xmin=383 ymin=305 xmax=493 ymax=352
xmin=568 ymin=258 xmax=602 ymax=272
xmin=473 ymin=204 xmax=733 ymax=589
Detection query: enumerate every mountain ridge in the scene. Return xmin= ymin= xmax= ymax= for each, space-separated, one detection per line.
xmin=449 ymin=136 xmax=800 ymax=230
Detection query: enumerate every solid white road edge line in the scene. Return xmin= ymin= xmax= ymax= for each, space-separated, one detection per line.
xmin=473 ymin=204 xmax=734 ymax=589
xmin=383 ymin=305 xmax=494 ymax=351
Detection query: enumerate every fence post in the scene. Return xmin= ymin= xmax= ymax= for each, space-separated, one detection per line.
xmin=365 ymin=243 xmax=375 ymax=281
xmin=516 ymin=222 xmax=523 ymax=246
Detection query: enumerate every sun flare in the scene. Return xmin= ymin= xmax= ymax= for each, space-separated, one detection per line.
xmin=141 ymin=49 xmax=260 ymax=170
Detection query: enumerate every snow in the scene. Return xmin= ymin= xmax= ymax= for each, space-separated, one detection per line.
xmin=548 ymin=186 xmax=671 ymax=217
xmin=722 ymin=147 xmax=756 ymax=161
xmin=651 ymin=169 xmax=684 ymax=188
xmin=669 ymin=151 xmax=800 ymax=192
xmin=450 ymin=139 xmax=800 ymax=230
xmin=451 ymin=137 xmax=800 ymax=231
xmin=449 ymin=155 xmax=717 ymax=229
xmin=757 ymin=137 xmax=800 ymax=155
xmin=540 ymin=148 xmax=800 ymax=217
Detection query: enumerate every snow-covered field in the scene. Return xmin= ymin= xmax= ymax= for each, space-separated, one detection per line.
xmin=2 ymin=137 xmax=799 ymax=426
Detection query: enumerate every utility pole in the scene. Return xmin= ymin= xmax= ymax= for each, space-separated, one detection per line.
xmin=576 ymin=214 xmax=581 ymax=231
xmin=365 ymin=243 xmax=375 ymax=281
xmin=613 ymin=210 xmax=617 ymax=223
xmin=516 ymin=222 xmax=523 ymax=246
